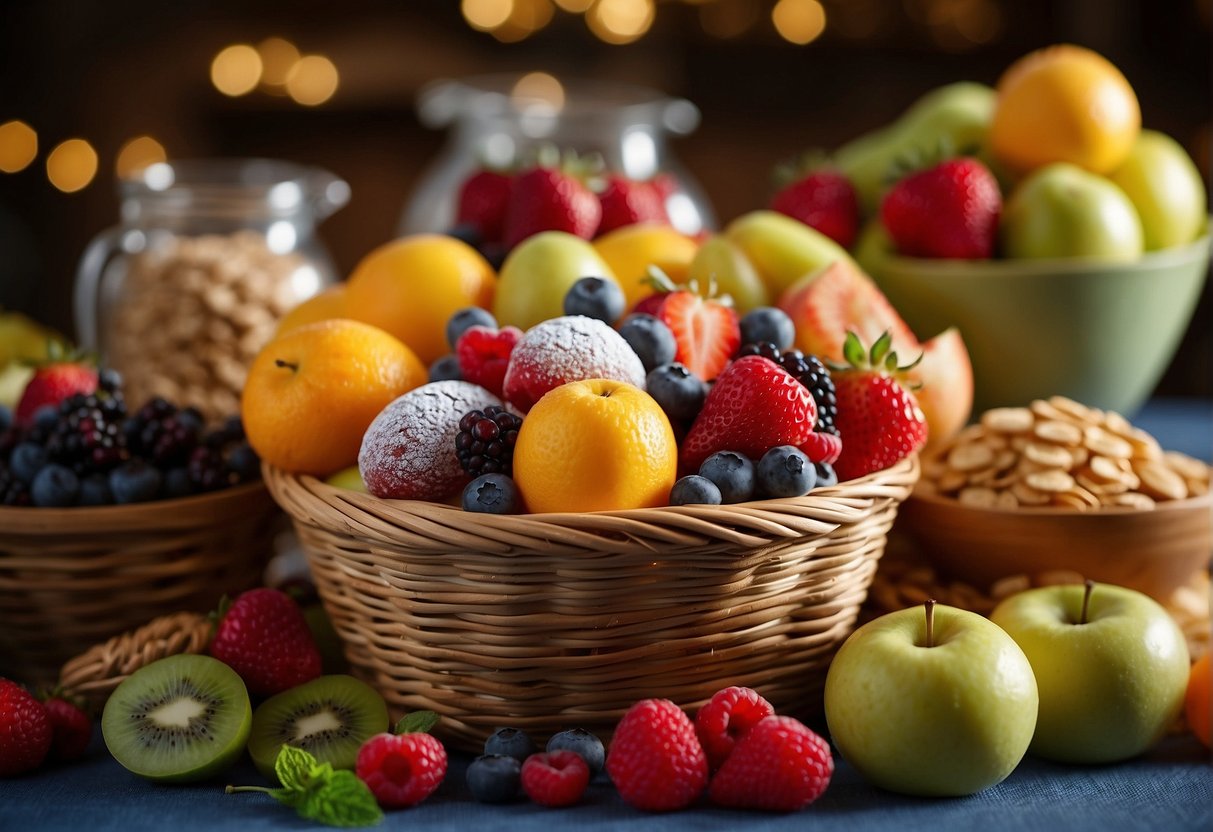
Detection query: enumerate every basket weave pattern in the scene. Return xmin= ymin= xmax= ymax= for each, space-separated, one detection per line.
xmin=265 ymin=456 xmax=918 ymax=750
xmin=0 ymin=482 xmax=279 ymax=685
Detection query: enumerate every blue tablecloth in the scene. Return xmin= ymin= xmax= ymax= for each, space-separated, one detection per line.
xmin=2 ymin=398 xmax=1211 ymax=831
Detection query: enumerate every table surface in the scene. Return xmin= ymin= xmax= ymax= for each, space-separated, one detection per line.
xmin=2 ymin=398 xmax=1211 ymax=832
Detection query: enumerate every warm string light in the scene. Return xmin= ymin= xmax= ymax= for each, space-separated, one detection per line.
xmin=210 ymin=38 xmax=339 ymax=105
xmin=587 ymin=0 xmax=655 ymax=44
xmin=46 ymin=138 xmax=98 ymax=193
xmin=115 ymin=136 xmax=167 ymax=178
xmin=772 ymin=0 xmax=827 ymax=44
xmin=210 ymin=44 xmax=262 ymax=96
xmin=0 ymin=120 xmax=38 ymax=173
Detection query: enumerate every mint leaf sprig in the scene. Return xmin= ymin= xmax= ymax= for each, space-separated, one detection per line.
xmin=226 ymin=745 xmax=383 ymax=828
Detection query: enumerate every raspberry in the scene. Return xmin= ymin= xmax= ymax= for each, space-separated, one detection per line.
xmin=456 ymin=325 xmax=523 ymax=398
xmin=521 ymin=750 xmax=590 ymax=807
xmin=356 ymin=732 xmax=448 ymax=808
xmin=708 ymin=715 xmax=833 ymax=812
xmin=0 ymin=678 xmax=53 ymax=776
xmin=454 ymin=406 xmax=522 ymax=478
xmin=42 ymin=696 xmax=92 ymax=762
xmin=694 ymin=686 xmax=775 ymax=770
xmin=737 ymin=343 xmax=838 ymax=436
xmin=605 ymin=699 xmax=708 ymax=812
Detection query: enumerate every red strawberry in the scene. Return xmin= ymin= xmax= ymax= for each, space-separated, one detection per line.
xmin=606 ymin=698 xmax=708 ymax=812
xmin=41 ymin=696 xmax=92 ymax=762
xmin=831 ymin=331 xmax=928 ymax=482
xmin=0 ymin=678 xmax=53 ymax=777
xmin=597 ymin=175 xmax=670 ymax=236
xmin=15 ymin=353 xmax=97 ymax=428
xmin=771 ymin=169 xmax=860 ymax=248
xmin=521 ymin=750 xmax=590 ymax=807
xmin=881 ymin=157 xmax=1001 ymax=260
xmin=656 ymin=291 xmax=740 ymax=382
xmin=456 ymin=169 xmax=513 ymax=246
xmin=357 ymin=731 xmax=447 ymax=808
xmin=681 ymin=356 xmax=818 ymax=471
xmin=503 ymin=158 xmax=602 ymax=249
xmin=800 ymin=431 xmax=842 ymax=465
xmin=208 ymin=588 xmax=323 ymax=697
xmin=456 ymin=325 xmax=523 ymax=398
xmin=708 ymin=715 xmax=833 ymax=811
xmin=695 ymin=686 xmax=775 ymax=771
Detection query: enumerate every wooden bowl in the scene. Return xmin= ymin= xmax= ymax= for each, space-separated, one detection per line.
xmin=897 ymin=488 xmax=1213 ymax=604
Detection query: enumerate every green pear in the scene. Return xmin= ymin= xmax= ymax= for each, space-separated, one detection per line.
xmin=494 ymin=232 xmax=618 ymax=330
xmin=686 ymin=236 xmax=770 ymax=312
xmin=723 ymin=211 xmax=853 ymax=298
xmin=1109 ymin=130 xmax=1208 ymax=251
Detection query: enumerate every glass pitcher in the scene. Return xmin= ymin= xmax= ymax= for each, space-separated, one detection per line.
xmin=401 ymin=74 xmax=715 ymax=237
xmin=74 ymin=158 xmax=349 ymax=422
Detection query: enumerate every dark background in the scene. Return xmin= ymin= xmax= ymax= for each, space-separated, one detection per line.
xmin=0 ymin=0 xmax=1209 ymax=394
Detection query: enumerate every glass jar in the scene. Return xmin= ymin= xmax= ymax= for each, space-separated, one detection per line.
xmin=401 ymin=74 xmax=715 ymax=237
xmin=75 ymin=159 xmax=349 ymax=421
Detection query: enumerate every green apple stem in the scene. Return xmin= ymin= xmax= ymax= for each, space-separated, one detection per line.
xmin=1080 ymin=579 xmax=1094 ymax=625
xmin=925 ymin=598 xmax=936 ymax=648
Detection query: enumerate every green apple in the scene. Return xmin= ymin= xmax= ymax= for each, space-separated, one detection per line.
xmin=723 ymin=210 xmax=854 ymax=298
xmin=824 ymin=602 xmax=1038 ymax=796
xmin=989 ymin=581 xmax=1190 ymax=764
xmin=494 ymin=232 xmax=619 ymax=330
xmin=1001 ymin=163 xmax=1143 ymax=260
xmin=325 ymin=465 xmax=367 ymax=492
xmin=1108 ymin=130 xmax=1208 ymax=251
xmin=686 ymin=236 xmax=770 ymax=313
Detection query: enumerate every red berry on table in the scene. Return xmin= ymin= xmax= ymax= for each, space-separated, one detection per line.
xmin=606 ymin=698 xmax=708 ymax=812
xmin=830 ymin=331 xmax=929 ymax=482
xmin=520 ymin=750 xmax=591 ymax=807
xmin=503 ymin=157 xmax=602 ymax=249
xmin=656 ymin=290 xmax=740 ymax=382
xmin=208 ymin=588 xmax=322 ymax=698
xmin=708 ymin=715 xmax=833 ymax=811
xmin=15 ymin=352 xmax=98 ymax=428
xmin=356 ymin=731 xmax=448 ymax=808
xmin=597 ymin=175 xmax=671 ymax=236
xmin=0 ymin=678 xmax=53 ymax=777
xmin=455 ymin=325 xmax=523 ymax=399
xmin=456 ymin=168 xmax=514 ymax=246
xmin=680 ymin=355 xmax=818 ymax=472
xmin=881 ymin=157 xmax=1002 ymax=260
xmin=41 ymin=696 xmax=92 ymax=763
xmin=695 ymin=686 xmax=775 ymax=771
xmin=771 ymin=169 xmax=860 ymax=248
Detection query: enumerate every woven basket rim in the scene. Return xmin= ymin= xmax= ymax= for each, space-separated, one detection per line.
xmin=909 ymin=480 xmax=1213 ymax=518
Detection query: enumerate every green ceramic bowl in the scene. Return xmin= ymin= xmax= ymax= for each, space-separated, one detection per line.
xmin=871 ymin=232 xmax=1211 ymax=416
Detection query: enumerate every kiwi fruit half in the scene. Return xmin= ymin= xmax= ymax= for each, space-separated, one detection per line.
xmin=248 ymin=674 xmax=389 ymax=780
xmin=101 ymin=653 xmax=252 ymax=783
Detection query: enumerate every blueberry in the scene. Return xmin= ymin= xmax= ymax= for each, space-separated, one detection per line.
xmin=546 ymin=728 xmax=605 ymax=777
xmin=669 ymin=475 xmax=722 ymax=506
xmin=0 ymin=404 xmax=11 ymax=433
xmin=79 ymin=474 xmax=114 ymax=506
xmin=462 ymin=473 xmax=521 ymax=514
xmin=31 ymin=464 xmax=79 ymax=507
xmin=739 ymin=307 xmax=796 ymax=351
xmin=163 ymin=467 xmax=193 ymax=499
xmin=485 ymin=727 xmax=536 ymax=762
xmin=815 ymin=461 xmax=839 ymax=488
xmin=97 ymin=368 xmax=123 ymax=393
xmin=756 ymin=445 xmax=816 ymax=498
xmin=176 ymin=407 xmax=204 ymax=433
xmin=698 ymin=451 xmax=756 ymax=504
xmin=109 ymin=460 xmax=162 ymax=504
xmin=563 ymin=276 xmax=626 ymax=324
xmin=645 ymin=362 xmax=705 ymax=423
xmin=10 ymin=442 xmax=48 ymax=484
xmin=466 ymin=754 xmax=521 ymax=803
xmin=428 ymin=354 xmax=463 ymax=383
xmin=226 ymin=442 xmax=261 ymax=481
xmin=33 ymin=405 xmax=59 ymax=433
xmin=619 ymin=314 xmax=677 ymax=372
xmin=446 ymin=307 xmax=497 ymax=350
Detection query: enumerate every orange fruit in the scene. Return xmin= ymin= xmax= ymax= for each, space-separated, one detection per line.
xmin=242 ymin=319 xmax=425 ymax=476
xmin=276 ymin=285 xmax=347 ymax=336
xmin=1186 ymin=653 xmax=1211 ymax=749
xmin=593 ymin=224 xmax=699 ymax=309
xmin=513 ymin=379 xmax=677 ymax=513
xmin=989 ymin=44 xmax=1140 ymax=174
xmin=344 ymin=234 xmax=495 ymax=365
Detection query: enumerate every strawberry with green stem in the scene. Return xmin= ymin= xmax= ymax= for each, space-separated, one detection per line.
xmin=770 ymin=153 xmax=860 ymax=248
xmin=646 ymin=267 xmax=740 ymax=383
xmin=14 ymin=342 xmax=97 ymax=428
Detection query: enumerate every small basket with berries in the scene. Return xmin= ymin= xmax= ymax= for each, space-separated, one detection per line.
xmin=0 ymin=356 xmax=278 ymax=685
xmin=251 ymin=241 xmax=928 ymax=751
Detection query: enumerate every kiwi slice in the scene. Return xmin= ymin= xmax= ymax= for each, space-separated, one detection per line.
xmin=248 ymin=674 xmax=389 ymax=780
xmin=101 ymin=654 xmax=252 ymax=783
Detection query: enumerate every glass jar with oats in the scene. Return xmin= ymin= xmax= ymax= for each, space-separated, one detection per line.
xmin=74 ymin=159 xmax=349 ymax=421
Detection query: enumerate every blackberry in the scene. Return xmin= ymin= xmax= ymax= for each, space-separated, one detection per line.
xmin=455 ymin=406 xmax=522 ymax=478
xmin=187 ymin=445 xmax=235 ymax=492
xmin=0 ymin=465 xmax=31 ymax=506
xmin=44 ymin=392 xmax=129 ymax=477
xmin=738 ymin=342 xmax=838 ymax=436
xmin=124 ymin=397 xmax=200 ymax=467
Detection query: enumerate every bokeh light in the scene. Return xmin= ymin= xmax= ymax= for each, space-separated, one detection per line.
xmin=210 ymin=44 xmax=263 ymax=96
xmin=587 ymin=0 xmax=656 ymax=44
xmin=257 ymin=37 xmax=301 ymax=92
xmin=554 ymin=0 xmax=594 ymax=11
xmin=772 ymin=0 xmax=827 ymax=45
xmin=0 ymin=120 xmax=38 ymax=174
xmin=286 ymin=55 xmax=339 ymax=106
xmin=46 ymin=138 xmax=98 ymax=193
xmin=493 ymin=0 xmax=555 ymax=42
xmin=462 ymin=0 xmax=514 ymax=31
xmin=512 ymin=72 xmax=566 ymax=111
xmin=116 ymin=136 xmax=167 ymax=178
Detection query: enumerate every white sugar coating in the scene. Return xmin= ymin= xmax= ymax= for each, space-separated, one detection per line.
xmin=359 ymin=380 xmax=503 ymax=501
xmin=503 ymin=315 xmax=646 ymax=411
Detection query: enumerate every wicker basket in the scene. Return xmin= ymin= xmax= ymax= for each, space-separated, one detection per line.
xmin=264 ymin=456 xmax=918 ymax=751
xmin=0 ymin=482 xmax=280 ymax=685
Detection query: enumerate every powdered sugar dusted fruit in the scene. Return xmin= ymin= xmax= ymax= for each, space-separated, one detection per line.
xmin=359 ymin=381 xmax=503 ymax=500
xmin=502 ymin=316 xmax=646 ymax=412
